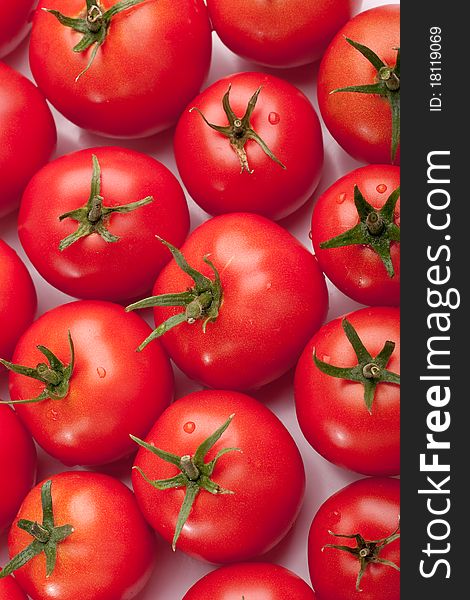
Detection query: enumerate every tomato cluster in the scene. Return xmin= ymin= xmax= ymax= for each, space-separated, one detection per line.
xmin=0 ymin=1 xmax=400 ymax=599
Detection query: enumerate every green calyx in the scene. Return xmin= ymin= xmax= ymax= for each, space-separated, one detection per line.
xmin=331 ymin=38 xmax=400 ymax=162
xmin=58 ymin=154 xmax=153 ymax=251
xmin=131 ymin=414 xmax=240 ymax=550
xmin=0 ymin=333 xmax=75 ymax=405
xmin=44 ymin=0 xmax=149 ymax=81
xmin=314 ymin=319 xmax=400 ymax=413
xmin=320 ymin=184 xmax=400 ymax=277
xmin=126 ymin=239 xmax=223 ymax=351
xmin=323 ymin=520 xmax=400 ymax=591
xmin=0 ymin=481 xmax=74 ymax=579
xmin=190 ymin=84 xmax=286 ymax=174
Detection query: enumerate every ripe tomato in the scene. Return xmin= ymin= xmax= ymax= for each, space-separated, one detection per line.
xmin=4 ymin=472 xmax=155 ymax=600
xmin=3 ymin=300 xmax=173 ymax=466
xmin=295 ymin=307 xmax=400 ymax=476
xmin=183 ymin=563 xmax=316 ymax=599
xmin=0 ymin=62 xmax=56 ymax=218
xmin=308 ymin=477 xmax=400 ymax=600
xmin=18 ymin=147 xmax=189 ymax=302
xmin=29 ymin=0 xmax=212 ymax=137
xmin=206 ymin=0 xmax=353 ymax=68
xmin=318 ymin=5 xmax=400 ymax=164
xmin=0 ymin=0 xmax=35 ymax=58
xmin=0 ymin=574 xmax=28 ymax=600
xmin=311 ymin=165 xmax=400 ymax=306
xmin=132 ymin=390 xmax=305 ymax=563
xmin=128 ymin=213 xmax=328 ymax=390
xmin=0 ymin=405 xmax=37 ymax=533
xmin=175 ymin=72 xmax=323 ymax=221
xmin=0 ymin=240 xmax=37 ymax=362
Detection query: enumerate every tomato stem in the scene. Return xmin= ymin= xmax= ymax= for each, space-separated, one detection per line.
xmin=180 ymin=455 xmax=200 ymax=481
xmin=190 ymin=85 xmax=287 ymax=174
xmin=330 ymin=40 xmax=400 ymax=162
xmin=0 ymin=332 xmax=75 ymax=405
xmin=0 ymin=481 xmax=74 ymax=579
xmin=313 ymin=318 xmax=400 ymax=413
xmin=58 ymin=154 xmax=153 ymax=251
xmin=126 ymin=239 xmax=223 ymax=351
xmin=130 ymin=414 xmax=240 ymax=551
xmin=319 ymin=184 xmax=400 ymax=277
xmin=43 ymin=0 xmax=149 ymax=80
xmin=323 ymin=519 xmax=400 ymax=591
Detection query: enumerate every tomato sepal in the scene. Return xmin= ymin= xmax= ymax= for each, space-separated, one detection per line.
xmin=126 ymin=239 xmax=223 ymax=350
xmin=0 ymin=480 xmax=73 ymax=579
xmin=58 ymin=154 xmax=153 ymax=251
xmin=0 ymin=332 xmax=75 ymax=405
xmin=43 ymin=0 xmax=150 ymax=81
xmin=319 ymin=184 xmax=400 ymax=277
xmin=190 ymin=84 xmax=286 ymax=174
xmin=130 ymin=414 xmax=241 ymax=550
xmin=313 ymin=318 xmax=400 ymax=413
xmin=331 ymin=39 xmax=400 ymax=162
xmin=323 ymin=520 xmax=400 ymax=592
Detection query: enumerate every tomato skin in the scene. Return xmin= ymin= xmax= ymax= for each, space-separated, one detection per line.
xmin=29 ymin=0 xmax=212 ymax=137
xmin=9 ymin=300 xmax=174 ymax=466
xmin=0 ymin=405 xmax=37 ymax=534
xmin=206 ymin=0 xmax=353 ymax=68
xmin=183 ymin=562 xmax=316 ymax=599
xmin=308 ymin=477 xmax=400 ymax=600
xmin=151 ymin=213 xmax=328 ymax=390
xmin=318 ymin=5 xmax=400 ymax=164
xmin=0 ymin=240 xmax=37 ymax=362
xmin=175 ymin=72 xmax=323 ymax=221
xmin=295 ymin=307 xmax=400 ymax=476
xmin=8 ymin=471 xmax=155 ymax=600
xmin=132 ymin=390 xmax=305 ymax=563
xmin=18 ymin=146 xmax=189 ymax=302
xmin=311 ymin=165 xmax=400 ymax=306
xmin=0 ymin=574 xmax=28 ymax=600
xmin=0 ymin=0 xmax=35 ymax=58
xmin=0 ymin=62 xmax=56 ymax=218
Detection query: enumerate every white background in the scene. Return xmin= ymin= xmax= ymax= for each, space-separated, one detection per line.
xmin=0 ymin=1 xmax=396 ymax=597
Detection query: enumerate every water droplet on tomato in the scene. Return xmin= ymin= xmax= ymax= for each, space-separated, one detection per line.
xmin=268 ymin=112 xmax=280 ymax=125
xmin=336 ymin=193 xmax=347 ymax=204
xmin=183 ymin=421 xmax=196 ymax=434
xmin=97 ymin=367 xmax=106 ymax=379
xmin=308 ymin=230 xmax=313 ymax=240
xmin=321 ymin=354 xmax=331 ymax=364
xmin=376 ymin=183 xmax=387 ymax=194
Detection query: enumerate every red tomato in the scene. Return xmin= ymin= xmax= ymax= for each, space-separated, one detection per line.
xmin=0 ymin=240 xmax=37 ymax=362
xmin=29 ymin=0 xmax=212 ymax=137
xmin=131 ymin=213 xmax=328 ymax=390
xmin=0 ymin=0 xmax=35 ymax=58
xmin=318 ymin=5 xmax=400 ymax=164
xmin=308 ymin=477 xmax=400 ymax=600
xmin=0 ymin=405 xmax=37 ymax=533
xmin=18 ymin=147 xmax=189 ymax=302
xmin=311 ymin=165 xmax=400 ymax=306
xmin=295 ymin=307 xmax=400 ymax=476
xmin=183 ymin=563 xmax=316 ymax=599
xmin=0 ymin=62 xmax=56 ymax=218
xmin=4 ymin=300 xmax=173 ymax=466
xmin=175 ymin=72 xmax=323 ymax=220
xmin=132 ymin=390 xmax=305 ymax=563
xmin=6 ymin=472 xmax=155 ymax=600
xmin=206 ymin=0 xmax=353 ymax=68
xmin=0 ymin=574 xmax=28 ymax=600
